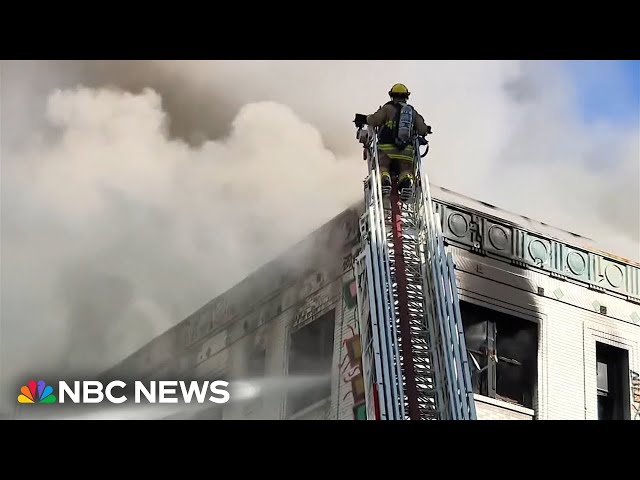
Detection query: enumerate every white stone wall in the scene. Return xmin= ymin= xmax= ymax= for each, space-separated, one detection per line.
xmin=452 ymin=246 xmax=640 ymax=420
xmin=215 ymin=245 xmax=640 ymax=421
xmin=475 ymin=395 xmax=534 ymax=420
xmin=97 ymin=206 xmax=640 ymax=422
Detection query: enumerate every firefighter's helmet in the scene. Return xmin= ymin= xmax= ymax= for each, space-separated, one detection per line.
xmin=389 ymin=83 xmax=410 ymax=97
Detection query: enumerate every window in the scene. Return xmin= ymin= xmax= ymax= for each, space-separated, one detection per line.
xmin=596 ymin=342 xmax=630 ymax=420
xmin=247 ymin=344 xmax=266 ymax=378
xmin=460 ymin=301 xmax=538 ymax=409
xmin=287 ymin=309 xmax=336 ymax=416
xmin=243 ymin=342 xmax=267 ymax=416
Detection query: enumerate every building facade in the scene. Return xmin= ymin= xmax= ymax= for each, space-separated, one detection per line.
xmin=103 ymin=186 xmax=640 ymax=420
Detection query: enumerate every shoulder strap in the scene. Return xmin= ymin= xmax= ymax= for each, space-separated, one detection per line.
xmin=392 ymin=102 xmax=404 ymax=138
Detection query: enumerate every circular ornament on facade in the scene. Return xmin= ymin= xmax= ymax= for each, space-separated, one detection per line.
xmin=605 ymin=264 xmax=624 ymax=288
xmin=448 ymin=214 xmax=468 ymax=238
xmin=528 ymin=240 xmax=548 ymax=264
xmin=488 ymin=225 xmax=509 ymax=250
xmin=566 ymin=251 xmax=586 ymax=275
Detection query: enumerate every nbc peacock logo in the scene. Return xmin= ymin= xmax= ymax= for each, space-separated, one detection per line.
xmin=18 ymin=380 xmax=57 ymax=404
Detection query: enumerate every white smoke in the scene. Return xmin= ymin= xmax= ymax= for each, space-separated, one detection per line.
xmin=154 ymin=60 xmax=639 ymax=257
xmin=1 ymin=60 xmax=638 ymax=413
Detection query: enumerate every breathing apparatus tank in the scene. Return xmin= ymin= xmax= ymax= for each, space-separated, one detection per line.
xmin=395 ymin=103 xmax=414 ymax=148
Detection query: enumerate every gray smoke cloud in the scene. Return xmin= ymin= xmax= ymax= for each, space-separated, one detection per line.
xmin=1 ymin=60 xmax=638 ymax=412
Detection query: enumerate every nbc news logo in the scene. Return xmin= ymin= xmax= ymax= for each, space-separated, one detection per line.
xmin=18 ymin=380 xmax=56 ymax=404
xmin=17 ymin=379 xmax=230 ymax=405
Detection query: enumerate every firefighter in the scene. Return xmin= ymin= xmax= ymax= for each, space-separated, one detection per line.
xmin=354 ymin=83 xmax=431 ymax=197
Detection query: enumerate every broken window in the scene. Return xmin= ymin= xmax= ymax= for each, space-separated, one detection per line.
xmin=287 ymin=309 xmax=336 ymax=416
xmin=460 ymin=301 xmax=538 ymax=409
xmin=596 ymin=342 xmax=630 ymax=420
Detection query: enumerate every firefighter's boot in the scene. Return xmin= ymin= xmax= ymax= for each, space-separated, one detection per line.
xmin=381 ymin=171 xmax=392 ymax=197
xmin=398 ymin=173 xmax=414 ymax=202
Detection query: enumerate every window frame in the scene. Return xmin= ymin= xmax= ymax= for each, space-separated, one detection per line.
xmin=595 ymin=341 xmax=631 ymax=421
xmin=458 ymin=297 xmax=540 ymax=410
xmin=284 ymin=307 xmax=337 ymax=417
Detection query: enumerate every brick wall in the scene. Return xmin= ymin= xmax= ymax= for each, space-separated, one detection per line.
xmin=332 ymin=269 xmax=366 ymax=420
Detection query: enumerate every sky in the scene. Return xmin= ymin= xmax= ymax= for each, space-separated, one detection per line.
xmin=0 ymin=60 xmax=638 ymax=412
xmin=565 ymin=60 xmax=639 ymax=126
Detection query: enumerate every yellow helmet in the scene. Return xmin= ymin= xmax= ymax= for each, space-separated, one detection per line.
xmin=389 ymin=83 xmax=410 ymax=97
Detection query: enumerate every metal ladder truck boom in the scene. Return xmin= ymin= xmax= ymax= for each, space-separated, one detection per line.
xmin=352 ymin=122 xmax=477 ymax=420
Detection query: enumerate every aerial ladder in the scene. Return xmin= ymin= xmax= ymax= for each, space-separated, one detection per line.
xmin=352 ymin=121 xmax=477 ymax=420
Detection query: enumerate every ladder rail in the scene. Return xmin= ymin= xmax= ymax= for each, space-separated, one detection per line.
xmin=430 ymin=252 xmax=459 ymax=417
xmin=354 ymin=251 xmax=378 ymax=420
xmin=367 ymin=185 xmax=393 ymax=417
xmin=419 ymin=258 xmax=448 ymax=417
xmin=353 ymin=123 xmax=476 ymax=420
xmin=363 ymin=246 xmax=390 ymax=419
xmin=354 ymin=125 xmax=406 ymax=420
xmin=352 ymin=256 xmax=371 ymax=419
xmin=390 ymin=183 xmax=422 ymax=419
xmin=447 ymin=250 xmax=478 ymax=419
xmin=409 ymin=137 xmax=451 ymax=419
xmin=372 ymin=141 xmax=407 ymax=420
xmin=368 ymin=136 xmax=405 ymax=420
xmin=413 ymin=135 xmax=477 ymax=420
xmin=368 ymin=135 xmax=403 ymax=420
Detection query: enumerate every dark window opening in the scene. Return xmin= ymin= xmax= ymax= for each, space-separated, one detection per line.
xmin=248 ymin=344 xmax=266 ymax=378
xmin=287 ymin=309 xmax=335 ymax=416
xmin=596 ymin=342 xmax=630 ymax=420
xmin=460 ymin=301 xmax=538 ymax=409
xmin=244 ymin=343 xmax=267 ymax=415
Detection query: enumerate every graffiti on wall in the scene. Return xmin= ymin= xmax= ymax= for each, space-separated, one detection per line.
xmin=293 ymin=271 xmax=333 ymax=330
xmin=632 ymin=370 xmax=640 ymax=420
xmin=342 ymin=278 xmax=358 ymax=310
xmin=343 ymin=253 xmax=355 ymax=272
xmin=340 ymin=325 xmax=366 ymax=419
xmin=339 ymin=277 xmax=367 ymax=420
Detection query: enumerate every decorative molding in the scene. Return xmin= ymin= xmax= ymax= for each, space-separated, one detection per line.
xmin=434 ymin=199 xmax=640 ymax=303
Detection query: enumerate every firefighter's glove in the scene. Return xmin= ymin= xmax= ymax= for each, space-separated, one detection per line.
xmin=426 ymin=125 xmax=433 ymax=134
xmin=353 ymin=113 xmax=367 ymax=128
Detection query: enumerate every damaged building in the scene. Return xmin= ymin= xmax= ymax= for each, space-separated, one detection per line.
xmin=101 ymin=185 xmax=640 ymax=420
